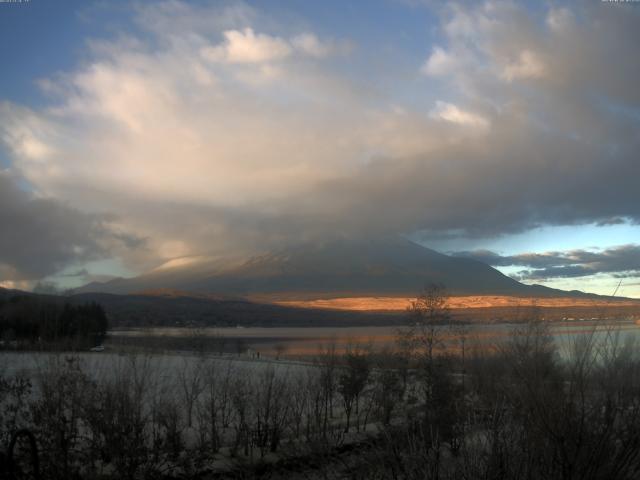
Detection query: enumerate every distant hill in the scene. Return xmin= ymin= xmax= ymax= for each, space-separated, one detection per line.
xmin=70 ymin=291 xmax=403 ymax=328
xmin=3 ymin=286 xmax=639 ymax=329
xmin=0 ymin=287 xmax=33 ymax=300
xmin=1 ymin=286 xmax=398 ymax=327
xmin=75 ymin=236 xmax=590 ymax=299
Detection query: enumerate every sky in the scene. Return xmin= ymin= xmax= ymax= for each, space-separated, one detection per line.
xmin=0 ymin=0 xmax=639 ymax=297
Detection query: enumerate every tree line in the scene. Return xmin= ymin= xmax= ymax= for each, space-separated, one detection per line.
xmin=0 ymin=295 xmax=108 ymax=348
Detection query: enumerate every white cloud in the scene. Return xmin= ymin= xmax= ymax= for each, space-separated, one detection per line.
xmin=0 ymin=104 xmax=55 ymax=161
xmin=421 ymin=46 xmax=459 ymax=76
xmin=546 ymin=7 xmax=574 ymax=33
xmin=291 ymin=33 xmax=332 ymax=57
xmin=201 ymin=28 xmax=292 ymax=64
xmin=443 ymin=4 xmax=478 ymax=39
xmin=502 ymin=49 xmax=545 ymax=82
xmin=430 ymin=101 xmax=490 ymax=129
xmin=199 ymin=28 xmax=339 ymax=66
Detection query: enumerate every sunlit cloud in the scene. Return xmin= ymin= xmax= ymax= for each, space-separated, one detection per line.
xmin=201 ymin=28 xmax=293 ymax=64
xmin=429 ymin=101 xmax=490 ymax=130
xmin=421 ymin=46 xmax=459 ymax=77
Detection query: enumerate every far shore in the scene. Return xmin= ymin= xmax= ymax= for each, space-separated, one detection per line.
xmin=273 ymin=295 xmax=640 ymax=312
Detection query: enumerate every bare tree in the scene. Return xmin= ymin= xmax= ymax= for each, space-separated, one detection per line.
xmin=31 ymin=355 xmax=92 ymax=479
xmin=338 ymin=344 xmax=370 ymax=432
xmin=317 ymin=342 xmax=339 ymax=436
xmin=178 ymin=358 xmax=204 ymax=428
xmin=372 ymin=349 xmax=406 ymax=426
xmin=253 ymin=366 xmax=290 ymax=456
xmin=274 ymin=343 xmax=287 ymax=360
xmin=449 ymin=322 xmax=471 ymax=393
xmin=196 ymin=359 xmax=235 ymax=455
xmin=400 ymin=284 xmax=450 ymax=405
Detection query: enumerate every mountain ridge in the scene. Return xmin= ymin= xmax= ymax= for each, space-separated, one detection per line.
xmin=74 ymin=237 xmax=610 ymax=300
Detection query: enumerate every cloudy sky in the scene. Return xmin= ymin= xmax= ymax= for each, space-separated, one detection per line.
xmin=1 ymin=0 xmax=639 ymax=297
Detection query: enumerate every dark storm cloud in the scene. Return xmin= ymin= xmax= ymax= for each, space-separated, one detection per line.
xmin=0 ymin=173 xmax=109 ymax=281
xmin=59 ymin=268 xmax=91 ymax=278
xmin=453 ymin=244 xmax=640 ymax=281
xmin=277 ymin=119 xmax=640 ymax=240
xmin=596 ymin=217 xmax=628 ymax=227
xmin=113 ymin=232 xmax=148 ymax=250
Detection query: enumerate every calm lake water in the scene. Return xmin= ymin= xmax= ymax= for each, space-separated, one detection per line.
xmin=2 ymin=322 xmax=638 ymax=381
xmin=109 ymin=320 xmax=640 ymax=357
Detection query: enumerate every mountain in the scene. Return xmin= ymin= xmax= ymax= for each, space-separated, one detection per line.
xmin=0 ymin=287 xmax=41 ymax=303
xmin=75 ymin=236 xmax=585 ymax=299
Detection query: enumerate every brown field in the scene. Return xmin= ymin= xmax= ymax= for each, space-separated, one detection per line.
xmin=275 ymin=295 xmax=640 ymax=312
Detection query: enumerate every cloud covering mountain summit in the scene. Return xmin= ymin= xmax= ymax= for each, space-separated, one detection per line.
xmin=0 ymin=1 xmax=639 ymax=291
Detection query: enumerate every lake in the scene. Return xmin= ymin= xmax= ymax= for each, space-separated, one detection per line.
xmin=108 ymin=320 xmax=640 ymax=357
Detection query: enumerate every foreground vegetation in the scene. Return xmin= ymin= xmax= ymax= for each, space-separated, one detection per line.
xmin=2 ymin=287 xmax=640 ymax=479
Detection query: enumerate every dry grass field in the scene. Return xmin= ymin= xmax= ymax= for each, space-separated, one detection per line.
xmin=274 ymin=295 xmax=640 ymax=312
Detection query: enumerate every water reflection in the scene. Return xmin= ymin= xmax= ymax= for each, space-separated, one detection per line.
xmin=108 ymin=320 xmax=640 ymax=357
